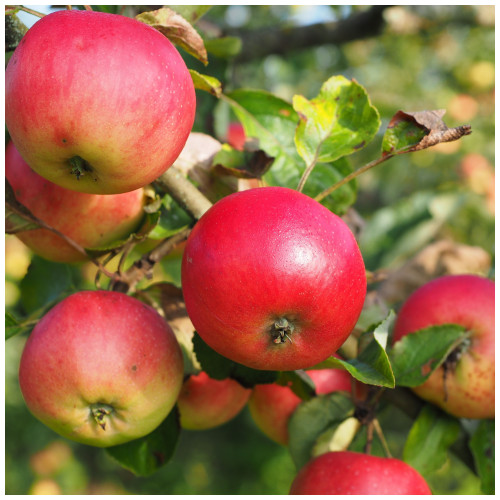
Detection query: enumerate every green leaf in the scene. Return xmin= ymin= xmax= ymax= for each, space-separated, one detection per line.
xmin=293 ymin=75 xmax=380 ymax=166
xmin=403 ymin=404 xmax=461 ymax=477
xmin=106 ymin=409 xmax=180 ymax=476
xmin=147 ymin=195 xmax=193 ymax=240
xmin=469 ymin=419 xmax=495 ymax=494
xmin=204 ymin=37 xmax=242 ymax=58
xmin=5 ymin=312 xmax=37 ymax=340
xmin=276 ymin=370 xmax=316 ymax=401
xmin=389 ymin=324 xmax=469 ymax=387
xmin=189 ymin=70 xmax=222 ymax=98
xmin=192 ymin=332 xmax=277 ymax=388
xmin=288 ymin=392 xmax=355 ymax=469
xmin=382 ymin=111 xmax=427 ymax=156
xmin=20 ymin=256 xmax=78 ymax=315
xmin=318 ymin=311 xmax=395 ymax=388
xmin=224 ymin=89 xmax=357 ymax=214
xmin=5 ymin=179 xmax=43 ymax=234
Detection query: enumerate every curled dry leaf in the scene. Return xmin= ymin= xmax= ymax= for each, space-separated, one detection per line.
xmin=136 ymin=7 xmax=208 ymax=65
xmin=383 ymin=109 xmax=472 ymax=156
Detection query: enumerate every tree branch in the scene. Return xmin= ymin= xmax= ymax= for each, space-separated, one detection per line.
xmin=232 ymin=6 xmax=389 ymax=63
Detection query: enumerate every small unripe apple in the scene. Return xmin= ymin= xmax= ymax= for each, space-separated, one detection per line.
xmin=289 ymin=451 xmax=432 ymax=494
xmin=176 ymin=371 xmax=251 ymax=430
xmin=393 ymin=274 xmax=494 ymax=419
xmin=181 ymin=186 xmax=366 ymax=371
xmin=248 ymin=366 xmax=351 ymax=445
xmin=19 ymin=291 xmax=184 ymax=447
xmin=6 ymin=9 xmax=196 ymax=194
xmin=6 ymin=141 xmax=145 ymax=263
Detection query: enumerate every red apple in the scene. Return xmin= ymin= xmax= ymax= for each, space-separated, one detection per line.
xmin=6 ymin=141 xmax=145 ymax=263
xmin=5 ymin=9 xmax=196 ymax=194
xmin=19 ymin=290 xmax=184 ymax=447
xmin=392 ymin=274 xmax=494 ymax=419
xmin=176 ymin=371 xmax=251 ymax=430
xmin=289 ymin=451 xmax=431 ymax=494
xmin=226 ymin=122 xmax=246 ymax=150
xmin=248 ymin=366 xmax=351 ymax=445
xmin=181 ymin=186 xmax=366 ymax=371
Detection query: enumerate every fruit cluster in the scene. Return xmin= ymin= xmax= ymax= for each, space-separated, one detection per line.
xmin=6 ymin=7 xmax=494 ymax=496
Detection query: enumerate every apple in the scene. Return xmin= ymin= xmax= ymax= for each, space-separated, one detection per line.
xmin=226 ymin=122 xmax=246 ymax=150
xmin=18 ymin=290 xmax=184 ymax=447
xmin=176 ymin=371 xmax=251 ymax=430
xmin=6 ymin=141 xmax=145 ymax=263
xmin=289 ymin=451 xmax=431 ymax=494
xmin=392 ymin=274 xmax=494 ymax=419
xmin=5 ymin=9 xmax=196 ymax=194
xmin=248 ymin=366 xmax=352 ymax=446
xmin=181 ymin=186 xmax=366 ymax=371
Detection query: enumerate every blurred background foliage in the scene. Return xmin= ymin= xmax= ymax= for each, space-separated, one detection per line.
xmin=5 ymin=4 xmax=494 ymax=495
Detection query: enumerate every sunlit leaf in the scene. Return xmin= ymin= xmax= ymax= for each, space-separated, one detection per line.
xmin=189 ymin=70 xmax=222 ymax=97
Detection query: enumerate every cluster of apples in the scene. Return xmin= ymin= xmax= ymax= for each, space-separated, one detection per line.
xmin=7 ymin=9 xmax=494 ymax=496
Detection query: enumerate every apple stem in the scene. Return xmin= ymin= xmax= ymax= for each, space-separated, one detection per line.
xmin=90 ymin=403 xmax=114 ymax=431
xmin=271 ymin=317 xmax=294 ymax=344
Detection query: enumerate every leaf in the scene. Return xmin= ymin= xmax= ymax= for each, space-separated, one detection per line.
xmin=211 ymin=146 xmax=274 ymax=179
xmin=5 ymin=179 xmax=43 ymax=234
xmin=403 ymin=404 xmax=460 ymax=477
xmin=276 ymin=370 xmax=316 ymax=401
xmin=288 ymin=392 xmax=355 ymax=469
xmin=136 ymin=8 xmax=208 ymax=65
xmin=469 ymin=419 xmax=495 ymax=494
xmin=5 ymin=312 xmax=37 ymax=340
xmin=147 ymin=195 xmax=193 ymax=240
xmin=20 ymin=256 xmax=78 ymax=315
xmin=189 ymin=70 xmax=222 ymax=98
xmin=192 ymin=332 xmax=277 ymax=388
xmin=166 ymin=5 xmax=212 ymax=24
xmin=389 ymin=324 xmax=469 ymax=387
xmin=382 ymin=109 xmax=472 ymax=156
xmin=293 ymin=75 xmax=380 ymax=166
xmin=106 ymin=409 xmax=180 ymax=476
xmin=204 ymin=36 xmax=242 ymax=58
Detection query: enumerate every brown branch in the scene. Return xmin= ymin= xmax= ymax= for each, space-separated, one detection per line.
xmin=232 ymin=6 xmax=389 ymax=63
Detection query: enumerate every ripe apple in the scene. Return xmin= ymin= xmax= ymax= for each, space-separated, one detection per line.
xmin=19 ymin=290 xmax=184 ymax=447
xmin=5 ymin=9 xmax=196 ymax=194
xmin=289 ymin=451 xmax=431 ymax=494
xmin=392 ymin=274 xmax=494 ymax=419
xmin=6 ymin=141 xmax=145 ymax=263
xmin=176 ymin=371 xmax=251 ymax=430
xmin=181 ymin=186 xmax=366 ymax=371
xmin=248 ymin=365 xmax=352 ymax=445
xmin=226 ymin=122 xmax=246 ymax=150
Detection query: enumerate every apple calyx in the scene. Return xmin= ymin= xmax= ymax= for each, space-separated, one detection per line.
xmin=90 ymin=403 xmax=115 ymax=430
xmin=271 ymin=317 xmax=294 ymax=344
xmin=68 ymin=155 xmax=96 ymax=182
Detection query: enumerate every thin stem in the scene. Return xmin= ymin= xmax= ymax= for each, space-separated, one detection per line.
xmin=83 ymin=5 xmax=93 ymax=11
xmin=297 ymin=156 xmax=319 ymax=193
xmin=373 ymin=418 xmax=392 ymax=458
xmin=6 ymin=5 xmax=45 ymax=18
xmin=315 ymin=153 xmax=394 ymax=203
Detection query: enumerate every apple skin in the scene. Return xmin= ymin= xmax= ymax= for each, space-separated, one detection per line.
xmin=18 ymin=290 xmax=184 ymax=447
xmin=289 ymin=451 xmax=431 ymax=494
xmin=5 ymin=10 xmax=196 ymax=194
xmin=226 ymin=122 xmax=246 ymax=150
xmin=393 ymin=274 xmax=494 ymax=419
xmin=248 ymin=366 xmax=351 ymax=446
xmin=181 ymin=186 xmax=366 ymax=371
xmin=176 ymin=371 xmax=251 ymax=430
xmin=6 ymin=141 xmax=145 ymax=263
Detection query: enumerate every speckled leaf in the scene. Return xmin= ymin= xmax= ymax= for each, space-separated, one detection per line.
xmin=190 ymin=70 xmax=222 ymax=97
xmin=293 ymin=75 xmax=380 ymax=166
xmin=136 ymin=7 xmax=208 ymax=64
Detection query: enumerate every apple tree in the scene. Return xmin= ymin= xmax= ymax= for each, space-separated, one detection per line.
xmin=5 ymin=5 xmax=494 ymax=495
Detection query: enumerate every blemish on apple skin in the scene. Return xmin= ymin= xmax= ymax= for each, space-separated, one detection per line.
xmin=131 ymin=365 xmax=137 ymax=371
